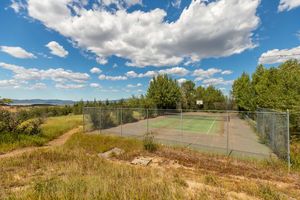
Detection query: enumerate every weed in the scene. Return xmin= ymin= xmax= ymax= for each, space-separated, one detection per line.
xmin=143 ymin=131 xmax=157 ymax=152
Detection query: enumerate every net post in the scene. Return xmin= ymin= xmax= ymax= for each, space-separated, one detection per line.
xmin=287 ymin=109 xmax=291 ymax=172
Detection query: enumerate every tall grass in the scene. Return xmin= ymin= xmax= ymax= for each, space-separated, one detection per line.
xmin=1 ymin=133 xmax=299 ymax=199
xmin=0 ymin=115 xmax=82 ymax=154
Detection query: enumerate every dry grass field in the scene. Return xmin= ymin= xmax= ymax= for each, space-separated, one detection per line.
xmin=1 ymin=131 xmax=299 ymax=200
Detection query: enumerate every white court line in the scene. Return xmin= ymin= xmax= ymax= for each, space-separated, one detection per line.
xmin=206 ymin=118 xmax=216 ymax=134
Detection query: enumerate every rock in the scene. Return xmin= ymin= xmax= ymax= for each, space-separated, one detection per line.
xmin=98 ymin=147 xmax=125 ymax=158
xmin=131 ymin=157 xmax=152 ymax=166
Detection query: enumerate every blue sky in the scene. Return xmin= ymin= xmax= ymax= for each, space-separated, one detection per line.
xmin=0 ymin=0 xmax=300 ymax=101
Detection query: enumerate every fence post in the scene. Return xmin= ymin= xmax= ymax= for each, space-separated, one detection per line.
xmin=287 ymin=109 xmax=291 ymax=172
xmin=83 ymin=107 xmax=85 ymax=133
xmin=146 ymin=109 xmax=149 ymax=133
xmin=181 ymin=109 xmax=183 ymax=141
xmin=272 ymin=113 xmax=275 ymax=149
xmin=120 ymin=108 xmax=123 ymax=136
xmin=227 ymin=111 xmax=229 ymax=155
xmin=99 ymin=108 xmax=102 ymax=134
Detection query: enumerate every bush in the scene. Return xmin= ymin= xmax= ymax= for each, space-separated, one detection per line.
xmin=143 ymin=132 xmax=157 ymax=152
xmin=89 ymin=109 xmax=115 ymax=130
xmin=122 ymin=109 xmax=137 ymax=123
xmin=16 ymin=118 xmax=43 ymax=135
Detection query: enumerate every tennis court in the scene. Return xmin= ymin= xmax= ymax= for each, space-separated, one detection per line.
xmin=149 ymin=113 xmax=223 ymax=135
xmin=84 ymin=108 xmax=281 ymax=159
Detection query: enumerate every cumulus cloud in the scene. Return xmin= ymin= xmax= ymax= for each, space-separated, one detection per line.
xmin=0 ymin=79 xmax=20 ymax=88
xmin=45 ymin=41 xmax=69 ymax=58
xmin=126 ymin=67 xmax=189 ymax=78
xmin=90 ymin=67 xmax=102 ymax=74
xmin=0 ymin=46 xmax=36 ymax=59
xmin=158 ymin=67 xmax=189 ymax=76
xmin=177 ymin=78 xmax=187 ymax=84
xmin=26 ymin=0 xmax=260 ymax=67
xmin=193 ymin=68 xmax=222 ymax=78
xmin=0 ymin=62 xmax=89 ymax=89
xmin=192 ymin=68 xmax=233 ymax=81
xmin=202 ymin=77 xmax=233 ymax=86
xmin=90 ymin=83 xmax=101 ymax=88
xmin=258 ymin=46 xmax=300 ymax=64
xmin=99 ymin=74 xmax=127 ymax=80
xmin=127 ymin=83 xmax=142 ymax=88
xmin=56 ymin=83 xmax=85 ymax=89
xmin=278 ymin=0 xmax=300 ymax=12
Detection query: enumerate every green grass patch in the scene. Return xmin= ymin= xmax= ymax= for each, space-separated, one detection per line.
xmin=65 ymin=132 xmax=142 ymax=155
xmin=0 ymin=115 xmax=82 ymax=154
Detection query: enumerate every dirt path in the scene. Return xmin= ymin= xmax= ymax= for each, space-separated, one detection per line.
xmin=0 ymin=126 xmax=81 ymax=159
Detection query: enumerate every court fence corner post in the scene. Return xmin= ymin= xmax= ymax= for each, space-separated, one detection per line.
xmin=226 ymin=110 xmax=229 ymax=155
xmin=287 ymin=109 xmax=291 ymax=172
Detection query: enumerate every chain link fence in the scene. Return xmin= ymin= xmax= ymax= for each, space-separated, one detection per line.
xmin=83 ymin=107 xmax=290 ymax=164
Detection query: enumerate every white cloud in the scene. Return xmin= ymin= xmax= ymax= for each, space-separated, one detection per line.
xmin=221 ymin=70 xmax=233 ymax=75
xmin=177 ymin=78 xmax=187 ymax=84
xmin=126 ymin=70 xmax=157 ymax=78
xmin=90 ymin=67 xmax=102 ymax=74
xmin=158 ymin=67 xmax=189 ymax=76
xmin=0 ymin=62 xmax=89 ymax=84
xmin=26 ymin=0 xmax=260 ymax=67
xmin=193 ymin=68 xmax=232 ymax=81
xmin=258 ymin=46 xmax=300 ymax=64
xmin=9 ymin=0 xmax=26 ymax=13
xmin=100 ymin=0 xmax=142 ymax=9
xmin=29 ymin=82 xmax=47 ymax=89
xmin=126 ymin=67 xmax=189 ymax=78
xmin=90 ymin=83 xmax=101 ymax=88
xmin=56 ymin=83 xmax=85 ymax=89
xmin=96 ymin=56 xmax=108 ymax=65
xmin=171 ymin=0 xmax=181 ymax=8
xmin=127 ymin=83 xmax=142 ymax=88
xmin=202 ymin=77 xmax=233 ymax=86
xmin=0 ymin=79 xmax=20 ymax=88
xmin=193 ymin=68 xmax=222 ymax=77
xmin=0 ymin=46 xmax=36 ymax=59
xmin=45 ymin=41 xmax=69 ymax=57
xmin=278 ymin=0 xmax=300 ymax=12
xmin=99 ymin=74 xmax=127 ymax=80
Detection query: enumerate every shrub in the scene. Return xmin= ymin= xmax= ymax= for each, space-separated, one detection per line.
xmin=143 ymin=132 xmax=157 ymax=152
xmin=121 ymin=109 xmax=137 ymax=124
xmin=89 ymin=109 xmax=115 ymax=130
xmin=16 ymin=118 xmax=43 ymax=135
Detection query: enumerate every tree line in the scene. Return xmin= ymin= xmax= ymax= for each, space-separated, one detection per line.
xmin=232 ymin=60 xmax=300 ymax=111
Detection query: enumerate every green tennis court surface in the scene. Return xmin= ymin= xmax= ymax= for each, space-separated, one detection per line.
xmin=149 ymin=115 xmax=223 ymax=134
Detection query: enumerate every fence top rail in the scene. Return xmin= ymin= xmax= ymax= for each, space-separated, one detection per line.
xmin=83 ymin=107 xmax=287 ymax=115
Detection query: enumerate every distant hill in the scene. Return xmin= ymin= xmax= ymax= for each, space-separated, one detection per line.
xmin=10 ymin=99 xmax=76 ymax=106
